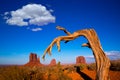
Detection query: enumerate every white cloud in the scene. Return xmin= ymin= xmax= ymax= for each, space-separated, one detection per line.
xmin=85 ymin=50 xmax=120 ymax=63
xmin=49 ymin=9 xmax=54 ymax=12
xmin=4 ymin=4 xmax=55 ymax=26
xmin=3 ymin=16 xmax=9 ymax=19
xmin=105 ymin=51 xmax=120 ymax=55
xmin=31 ymin=28 xmax=42 ymax=32
xmin=105 ymin=51 xmax=120 ymax=60
xmin=85 ymin=55 xmax=94 ymax=58
xmin=4 ymin=12 xmax=9 ymax=15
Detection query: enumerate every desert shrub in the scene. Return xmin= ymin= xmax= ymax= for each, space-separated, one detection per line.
xmin=0 ymin=65 xmax=72 ymax=80
xmin=110 ymin=60 xmax=120 ymax=71
xmin=56 ymin=67 xmax=72 ymax=80
xmin=0 ymin=66 xmax=30 ymax=80
xmin=78 ymin=64 xmax=87 ymax=70
xmin=87 ymin=63 xmax=96 ymax=70
xmin=28 ymin=66 xmax=45 ymax=80
xmin=74 ymin=64 xmax=87 ymax=72
xmin=57 ymin=61 xmax=61 ymax=68
xmin=57 ymin=73 xmax=72 ymax=80
xmin=64 ymin=66 xmax=76 ymax=73
xmin=0 ymin=66 xmax=45 ymax=80
xmin=46 ymin=64 xmax=72 ymax=80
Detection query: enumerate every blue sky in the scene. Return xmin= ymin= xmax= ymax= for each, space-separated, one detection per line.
xmin=0 ymin=0 xmax=120 ymax=64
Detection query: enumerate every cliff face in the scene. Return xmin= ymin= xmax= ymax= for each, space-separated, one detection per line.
xmin=24 ymin=53 xmax=43 ymax=66
xmin=29 ymin=53 xmax=40 ymax=63
xmin=76 ymin=56 xmax=86 ymax=64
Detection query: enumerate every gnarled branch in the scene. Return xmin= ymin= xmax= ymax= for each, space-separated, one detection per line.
xmin=42 ymin=26 xmax=110 ymax=80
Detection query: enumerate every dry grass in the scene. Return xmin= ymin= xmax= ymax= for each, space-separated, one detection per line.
xmin=0 ymin=65 xmax=72 ymax=80
xmin=0 ymin=62 xmax=120 ymax=80
xmin=110 ymin=59 xmax=120 ymax=71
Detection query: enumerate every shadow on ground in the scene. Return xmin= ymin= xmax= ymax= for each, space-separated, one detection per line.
xmin=75 ymin=66 xmax=92 ymax=80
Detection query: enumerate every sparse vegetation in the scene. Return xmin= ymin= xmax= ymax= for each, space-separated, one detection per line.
xmin=87 ymin=63 xmax=96 ymax=71
xmin=78 ymin=64 xmax=87 ymax=70
xmin=87 ymin=60 xmax=120 ymax=71
xmin=0 ymin=62 xmax=120 ymax=80
xmin=74 ymin=63 xmax=87 ymax=71
xmin=110 ymin=60 xmax=120 ymax=71
xmin=0 ymin=65 xmax=72 ymax=80
xmin=0 ymin=66 xmax=45 ymax=80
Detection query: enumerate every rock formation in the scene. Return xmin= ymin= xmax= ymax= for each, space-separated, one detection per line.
xmin=24 ymin=53 xmax=43 ymax=66
xmin=76 ymin=56 xmax=86 ymax=64
xmin=29 ymin=53 xmax=40 ymax=63
xmin=49 ymin=59 xmax=56 ymax=66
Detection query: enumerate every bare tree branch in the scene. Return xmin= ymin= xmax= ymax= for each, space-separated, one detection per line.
xmin=56 ymin=26 xmax=71 ymax=35
xmin=42 ymin=27 xmax=110 ymax=80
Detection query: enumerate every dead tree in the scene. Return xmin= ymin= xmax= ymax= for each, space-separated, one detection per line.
xmin=42 ymin=26 xmax=110 ymax=80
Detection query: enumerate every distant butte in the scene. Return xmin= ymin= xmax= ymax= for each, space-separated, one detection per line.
xmin=76 ymin=56 xmax=86 ymax=64
xmin=49 ymin=59 xmax=56 ymax=66
xmin=24 ymin=53 xmax=86 ymax=67
xmin=24 ymin=53 xmax=43 ymax=67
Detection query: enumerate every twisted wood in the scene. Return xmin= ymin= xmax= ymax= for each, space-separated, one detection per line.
xmin=42 ymin=26 xmax=110 ymax=80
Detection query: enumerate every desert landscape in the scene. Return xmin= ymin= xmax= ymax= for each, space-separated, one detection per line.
xmin=0 ymin=0 xmax=120 ymax=80
xmin=0 ymin=53 xmax=120 ymax=80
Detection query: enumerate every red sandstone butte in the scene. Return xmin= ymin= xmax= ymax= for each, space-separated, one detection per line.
xmin=76 ymin=56 xmax=86 ymax=64
xmin=24 ymin=53 xmax=43 ymax=66
xmin=49 ymin=59 xmax=56 ymax=66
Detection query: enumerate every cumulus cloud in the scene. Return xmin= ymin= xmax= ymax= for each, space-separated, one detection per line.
xmin=4 ymin=4 xmax=55 ymax=26
xmin=31 ymin=28 xmax=42 ymax=32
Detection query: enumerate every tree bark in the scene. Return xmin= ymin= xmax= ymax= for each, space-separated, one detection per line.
xmin=42 ymin=26 xmax=110 ymax=80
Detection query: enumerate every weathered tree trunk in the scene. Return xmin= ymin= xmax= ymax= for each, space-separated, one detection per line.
xmin=42 ymin=26 xmax=110 ymax=80
xmin=80 ymin=29 xmax=111 ymax=80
